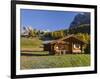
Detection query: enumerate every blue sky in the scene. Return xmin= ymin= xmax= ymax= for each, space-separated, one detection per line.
xmin=21 ymin=9 xmax=80 ymax=32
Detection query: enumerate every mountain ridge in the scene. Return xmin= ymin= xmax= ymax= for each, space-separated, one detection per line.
xmin=69 ymin=13 xmax=90 ymax=29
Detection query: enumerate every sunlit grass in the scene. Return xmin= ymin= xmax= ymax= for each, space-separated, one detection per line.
xmin=21 ymin=52 xmax=90 ymax=69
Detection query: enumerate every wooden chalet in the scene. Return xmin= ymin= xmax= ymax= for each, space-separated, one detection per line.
xmin=43 ymin=35 xmax=86 ymax=55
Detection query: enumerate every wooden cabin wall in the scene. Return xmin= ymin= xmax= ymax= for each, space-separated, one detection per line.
xmin=50 ymin=44 xmax=55 ymax=55
xmin=43 ymin=44 xmax=50 ymax=51
xmin=43 ymin=36 xmax=85 ymax=55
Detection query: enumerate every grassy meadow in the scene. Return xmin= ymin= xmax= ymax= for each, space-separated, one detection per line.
xmin=21 ymin=37 xmax=42 ymax=48
xmin=21 ymin=37 xmax=43 ymax=51
xmin=21 ymin=37 xmax=90 ymax=69
xmin=21 ymin=52 xmax=90 ymax=69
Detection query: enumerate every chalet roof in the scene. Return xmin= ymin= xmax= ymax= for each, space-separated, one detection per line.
xmin=43 ymin=40 xmax=69 ymax=44
xmin=42 ymin=40 xmax=54 ymax=44
xmin=51 ymin=40 xmax=69 ymax=44
xmin=43 ymin=35 xmax=86 ymax=44
xmin=58 ymin=34 xmax=86 ymax=44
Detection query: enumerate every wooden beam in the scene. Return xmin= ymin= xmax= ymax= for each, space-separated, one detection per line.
xmin=81 ymin=44 xmax=82 ymax=53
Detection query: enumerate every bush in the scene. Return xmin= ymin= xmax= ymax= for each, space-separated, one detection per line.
xmin=84 ymin=43 xmax=90 ymax=54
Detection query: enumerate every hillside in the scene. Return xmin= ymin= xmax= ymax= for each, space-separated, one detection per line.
xmin=69 ymin=24 xmax=90 ymax=34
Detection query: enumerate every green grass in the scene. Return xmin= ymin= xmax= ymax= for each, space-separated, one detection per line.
xmin=21 ymin=37 xmax=90 ymax=69
xmin=21 ymin=52 xmax=90 ymax=69
xmin=21 ymin=37 xmax=42 ymax=48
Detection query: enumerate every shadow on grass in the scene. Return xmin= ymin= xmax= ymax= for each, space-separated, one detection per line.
xmin=21 ymin=53 xmax=50 ymax=56
xmin=21 ymin=50 xmax=44 ymax=52
xmin=21 ymin=51 xmax=52 ymax=56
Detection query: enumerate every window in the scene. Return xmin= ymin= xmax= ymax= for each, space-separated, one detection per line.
xmin=74 ymin=44 xmax=80 ymax=49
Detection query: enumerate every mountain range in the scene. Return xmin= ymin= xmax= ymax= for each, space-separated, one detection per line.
xmin=69 ymin=13 xmax=90 ymax=29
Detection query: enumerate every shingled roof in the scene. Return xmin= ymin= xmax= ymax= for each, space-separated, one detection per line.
xmin=58 ymin=34 xmax=87 ymax=44
xmin=43 ymin=35 xmax=86 ymax=44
